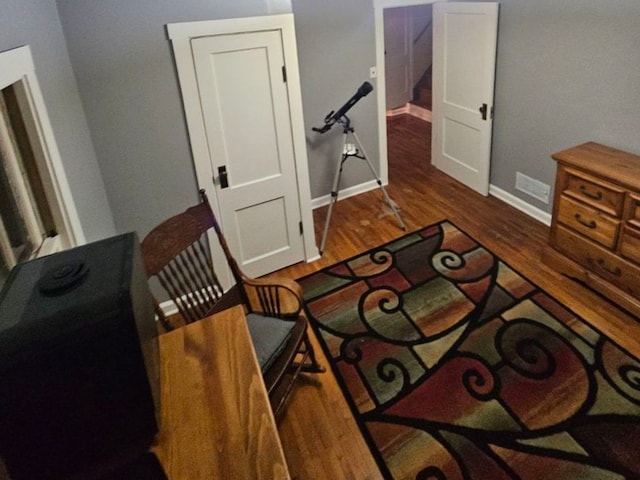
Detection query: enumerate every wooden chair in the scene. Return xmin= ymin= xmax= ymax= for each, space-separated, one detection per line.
xmin=140 ymin=190 xmax=324 ymax=418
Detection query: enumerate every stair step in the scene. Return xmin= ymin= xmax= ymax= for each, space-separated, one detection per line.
xmin=416 ymin=74 xmax=432 ymax=90
xmin=412 ymin=88 xmax=432 ymax=110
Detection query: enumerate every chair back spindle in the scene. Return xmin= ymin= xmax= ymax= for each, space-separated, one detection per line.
xmin=140 ymin=189 xmax=324 ymax=417
xmin=141 ymin=192 xmax=227 ymax=327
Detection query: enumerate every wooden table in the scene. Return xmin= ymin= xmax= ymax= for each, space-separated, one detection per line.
xmin=151 ymin=305 xmax=291 ymax=479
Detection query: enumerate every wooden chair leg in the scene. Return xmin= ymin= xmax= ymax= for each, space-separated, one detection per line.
xmin=299 ymin=333 xmax=325 ymax=373
xmin=272 ymin=350 xmax=310 ymax=419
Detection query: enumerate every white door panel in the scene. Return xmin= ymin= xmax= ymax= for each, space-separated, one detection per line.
xmin=235 ymin=197 xmax=290 ymax=263
xmin=192 ymin=30 xmax=304 ymax=276
xmin=432 ymin=2 xmax=499 ymax=196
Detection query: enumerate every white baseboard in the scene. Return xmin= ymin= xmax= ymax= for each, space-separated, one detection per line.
xmin=156 ymin=285 xmax=224 ymax=318
xmin=489 ymin=184 xmax=552 ymax=226
xmin=386 ymin=105 xmax=410 ymax=117
xmin=312 ymin=180 xmax=551 ymax=228
xmin=407 ymin=104 xmax=432 ymax=123
xmin=386 ymin=104 xmax=432 ymax=123
xmin=311 ymin=179 xmax=380 ymax=209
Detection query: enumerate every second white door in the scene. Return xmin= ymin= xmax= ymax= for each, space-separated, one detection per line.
xmin=192 ymin=30 xmax=305 ymax=277
xmin=432 ymin=2 xmax=499 ymax=196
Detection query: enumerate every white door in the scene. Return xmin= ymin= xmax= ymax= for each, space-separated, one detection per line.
xmin=432 ymin=2 xmax=499 ymax=196
xmin=192 ymin=31 xmax=305 ymax=277
xmin=384 ymin=7 xmax=412 ymax=109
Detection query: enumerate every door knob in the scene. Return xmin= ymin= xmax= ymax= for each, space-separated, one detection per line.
xmin=218 ymin=166 xmax=229 ymax=189
xmin=479 ymin=103 xmax=488 ymax=121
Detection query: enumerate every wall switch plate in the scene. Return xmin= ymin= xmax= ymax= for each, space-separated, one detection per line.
xmin=369 ymin=67 xmax=377 ymax=78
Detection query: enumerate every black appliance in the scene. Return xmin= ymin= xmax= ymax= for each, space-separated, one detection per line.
xmin=0 ymin=233 xmax=160 ymax=479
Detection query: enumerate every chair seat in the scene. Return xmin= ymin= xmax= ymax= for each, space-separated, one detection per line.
xmin=246 ymin=313 xmax=295 ymax=373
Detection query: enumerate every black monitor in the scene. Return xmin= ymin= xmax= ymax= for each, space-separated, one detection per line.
xmin=0 ymin=233 xmax=160 ymax=479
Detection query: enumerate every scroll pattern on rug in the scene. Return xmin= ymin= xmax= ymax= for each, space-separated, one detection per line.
xmin=299 ymin=221 xmax=640 ymax=480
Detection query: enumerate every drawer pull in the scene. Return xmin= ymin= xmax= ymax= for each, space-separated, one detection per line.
xmin=596 ymin=259 xmax=621 ymax=277
xmin=574 ymin=214 xmax=596 ymax=229
xmin=579 ymin=185 xmax=603 ymax=200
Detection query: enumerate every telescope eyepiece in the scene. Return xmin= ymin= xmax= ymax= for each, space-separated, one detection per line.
xmin=324 ymin=110 xmax=335 ymax=122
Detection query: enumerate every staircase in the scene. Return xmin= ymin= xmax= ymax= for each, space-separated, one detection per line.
xmin=412 ymin=66 xmax=432 ymax=111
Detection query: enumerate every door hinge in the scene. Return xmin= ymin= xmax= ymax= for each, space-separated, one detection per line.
xmin=282 ymin=65 xmax=287 ymax=83
xmin=299 ymin=220 xmax=303 ymax=235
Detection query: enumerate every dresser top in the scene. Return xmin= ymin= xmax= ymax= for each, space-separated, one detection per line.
xmin=552 ymin=142 xmax=640 ymax=192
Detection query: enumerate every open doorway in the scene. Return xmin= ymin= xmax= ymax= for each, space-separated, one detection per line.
xmin=375 ymin=0 xmax=499 ymax=197
xmin=383 ymin=3 xmax=433 ymax=184
xmin=384 ymin=4 xmax=433 ymax=121
xmin=373 ymin=0 xmax=438 ymax=190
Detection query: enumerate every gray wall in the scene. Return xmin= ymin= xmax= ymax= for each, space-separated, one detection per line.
xmin=55 ymin=0 xmax=292 ymax=239
xmin=0 ymin=0 xmax=115 ymax=242
xmin=24 ymin=0 xmax=640 ymax=245
xmin=292 ymin=0 xmax=380 ymax=199
xmin=296 ymin=0 xmax=640 ymax=212
xmin=489 ymin=0 xmax=640 ymax=212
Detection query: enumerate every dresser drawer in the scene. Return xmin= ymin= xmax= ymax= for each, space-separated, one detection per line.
xmin=628 ymin=194 xmax=640 ymax=229
xmin=554 ymin=225 xmax=640 ymax=299
xmin=557 ymin=195 xmax=620 ymax=249
xmin=564 ymin=168 xmax=625 ymax=217
xmin=620 ymin=226 xmax=640 ymax=266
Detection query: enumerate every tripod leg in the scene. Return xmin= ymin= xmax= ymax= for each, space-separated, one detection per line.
xmin=350 ymin=130 xmax=407 ymax=231
xmin=319 ymin=141 xmax=348 ymax=254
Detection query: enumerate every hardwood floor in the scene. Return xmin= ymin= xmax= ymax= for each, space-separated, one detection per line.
xmin=272 ymin=115 xmax=640 ymax=479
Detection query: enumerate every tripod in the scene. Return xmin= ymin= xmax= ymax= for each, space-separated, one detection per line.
xmin=319 ymin=115 xmax=406 ymax=254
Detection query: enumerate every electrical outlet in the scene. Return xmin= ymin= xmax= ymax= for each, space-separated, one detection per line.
xmin=369 ymin=67 xmax=377 ymax=79
xmin=515 ymin=172 xmax=550 ymax=204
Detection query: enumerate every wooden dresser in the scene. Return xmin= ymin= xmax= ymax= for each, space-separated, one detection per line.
xmin=544 ymin=142 xmax=640 ymax=318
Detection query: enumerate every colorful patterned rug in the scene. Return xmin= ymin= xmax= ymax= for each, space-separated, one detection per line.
xmin=298 ymin=221 xmax=640 ymax=479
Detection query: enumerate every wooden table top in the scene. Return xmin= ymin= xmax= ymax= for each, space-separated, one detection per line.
xmin=151 ymin=305 xmax=290 ymax=479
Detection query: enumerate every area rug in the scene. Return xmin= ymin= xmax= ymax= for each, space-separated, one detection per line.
xmin=298 ymin=221 xmax=640 ymax=480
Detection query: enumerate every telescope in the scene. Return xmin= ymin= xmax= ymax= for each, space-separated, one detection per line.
xmin=312 ymin=81 xmax=374 ymax=134
xmin=312 ymin=80 xmax=405 ymax=254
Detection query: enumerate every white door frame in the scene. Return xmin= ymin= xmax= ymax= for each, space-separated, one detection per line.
xmin=167 ymin=14 xmax=319 ymax=283
xmin=0 ymin=45 xmax=85 ymax=250
xmin=373 ymin=0 xmax=445 ymax=185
